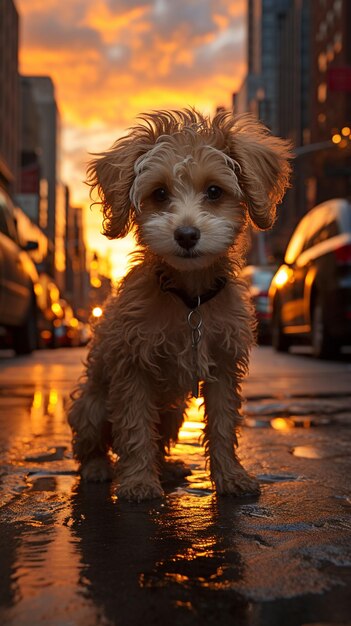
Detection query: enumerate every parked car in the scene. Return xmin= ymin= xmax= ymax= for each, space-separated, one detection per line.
xmin=269 ymin=198 xmax=351 ymax=358
xmin=0 ymin=189 xmax=39 ymax=355
xmin=241 ymin=265 xmax=276 ymax=341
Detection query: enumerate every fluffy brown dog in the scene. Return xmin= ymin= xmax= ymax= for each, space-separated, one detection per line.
xmin=68 ymin=109 xmax=291 ymax=501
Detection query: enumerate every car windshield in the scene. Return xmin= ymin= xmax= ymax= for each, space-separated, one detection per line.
xmin=284 ymin=200 xmax=350 ymax=264
xmin=285 ymin=214 xmax=312 ymax=264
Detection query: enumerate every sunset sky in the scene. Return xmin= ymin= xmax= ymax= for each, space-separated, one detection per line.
xmin=16 ymin=0 xmax=247 ymax=279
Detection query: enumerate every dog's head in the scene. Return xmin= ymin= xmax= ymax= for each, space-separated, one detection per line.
xmin=87 ymin=109 xmax=292 ymax=270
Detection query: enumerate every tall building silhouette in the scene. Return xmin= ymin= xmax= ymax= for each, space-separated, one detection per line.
xmin=0 ymin=0 xmax=19 ymax=193
xmin=236 ymin=0 xmax=351 ymax=256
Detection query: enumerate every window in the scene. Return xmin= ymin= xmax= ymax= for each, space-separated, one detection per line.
xmin=301 ymin=209 xmax=340 ymax=252
xmin=318 ymin=52 xmax=327 ymax=72
xmin=318 ymin=82 xmax=327 ymax=102
xmin=334 ymin=32 xmax=342 ymax=54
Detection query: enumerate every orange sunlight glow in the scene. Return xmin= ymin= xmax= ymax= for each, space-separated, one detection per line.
xmin=16 ymin=0 xmax=246 ymax=278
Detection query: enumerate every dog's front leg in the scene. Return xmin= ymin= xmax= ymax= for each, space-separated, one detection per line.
xmin=203 ymin=373 xmax=260 ymax=496
xmin=108 ymin=369 xmax=163 ymax=501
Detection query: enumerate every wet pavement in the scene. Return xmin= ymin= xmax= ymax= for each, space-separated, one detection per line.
xmin=0 ymin=346 xmax=351 ymax=626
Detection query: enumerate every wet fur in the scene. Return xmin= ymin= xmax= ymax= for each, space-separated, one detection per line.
xmin=68 ymin=109 xmax=291 ymax=501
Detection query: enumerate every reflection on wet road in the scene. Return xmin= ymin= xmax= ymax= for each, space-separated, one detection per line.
xmin=0 ymin=348 xmax=351 ymax=626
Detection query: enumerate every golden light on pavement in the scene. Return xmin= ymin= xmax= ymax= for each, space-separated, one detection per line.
xmin=271 ymin=417 xmax=295 ymax=430
xmin=178 ymin=420 xmax=205 ymax=441
xmin=32 ymin=390 xmax=43 ymax=409
xmin=178 ymin=398 xmax=205 ymax=442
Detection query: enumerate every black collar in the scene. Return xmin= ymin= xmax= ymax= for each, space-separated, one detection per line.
xmin=158 ymin=271 xmax=227 ymax=309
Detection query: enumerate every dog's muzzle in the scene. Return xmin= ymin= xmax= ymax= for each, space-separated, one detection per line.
xmin=174 ymin=226 xmax=200 ymax=250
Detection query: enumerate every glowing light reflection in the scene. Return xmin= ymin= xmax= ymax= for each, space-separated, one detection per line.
xmin=274 ymin=266 xmax=290 ymax=288
xmin=271 ymin=417 xmax=295 ymax=430
xmin=30 ymin=388 xmax=66 ymax=434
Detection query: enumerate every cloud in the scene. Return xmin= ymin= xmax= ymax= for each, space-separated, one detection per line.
xmin=106 ymin=0 xmax=152 ymax=10
xmin=22 ymin=12 xmax=103 ymax=51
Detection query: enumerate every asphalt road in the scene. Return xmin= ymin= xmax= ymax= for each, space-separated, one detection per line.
xmin=0 ymin=345 xmax=351 ymax=626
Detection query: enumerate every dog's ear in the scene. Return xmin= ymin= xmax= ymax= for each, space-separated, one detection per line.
xmin=229 ymin=115 xmax=292 ymax=230
xmin=87 ymin=133 xmax=148 ymax=239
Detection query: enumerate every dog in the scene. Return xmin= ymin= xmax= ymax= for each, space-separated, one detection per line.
xmin=68 ymin=109 xmax=291 ymax=501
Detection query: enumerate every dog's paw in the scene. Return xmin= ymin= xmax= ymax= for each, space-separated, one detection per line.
xmin=117 ymin=480 xmax=164 ymax=502
xmin=81 ymin=457 xmax=114 ymax=482
xmin=215 ymin=471 xmax=261 ymax=497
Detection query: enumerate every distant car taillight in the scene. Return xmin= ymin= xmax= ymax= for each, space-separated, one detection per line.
xmin=334 ymin=244 xmax=351 ymax=264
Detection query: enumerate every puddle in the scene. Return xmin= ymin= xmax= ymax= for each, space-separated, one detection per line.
xmin=244 ymin=395 xmax=351 ymax=430
xmin=240 ymin=504 xmax=272 ymax=519
xmin=24 ymin=446 xmax=68 ymax=463
xmin=258 ymin=473 xmax=302 ymax=483
xmin=173 ymin=486 xmax=213 ymax=497
xmin=292 ymin=446 xmax=326 ymax=459
xmin=259 ymin=521 xmax=317 ymax=532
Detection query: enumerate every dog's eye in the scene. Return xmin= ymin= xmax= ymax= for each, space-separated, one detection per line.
xmin=206 ymin=185 xmax=223 ymax=200
xmin=152 ymin=187 xmax=169 ymax=202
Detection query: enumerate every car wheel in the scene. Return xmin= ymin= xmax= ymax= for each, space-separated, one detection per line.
xmin=13 ymin=296 xmax=38 ymax=355
xmin=311 ymin=297 xmax=340 ymax=359
xmin=272 ymin=302 xmax=290 ymax=352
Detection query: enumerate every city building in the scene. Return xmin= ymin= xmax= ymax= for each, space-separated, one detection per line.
xmin=24 ymin=77 xmax=60 ymax=246
xmin=235 ymin=0 xmax=294 ymax=136
xmin=19 ymin=76 xmax=68 ymax=282
xmin=55 ymin=181 xmax=67 ymax=292
xmin=311 ymin=0 xmax=351 ymax=144
xmin=0 ymin=4 xmax=93 ymax=325
xmin=291 ymin=0 xmax=351 ymax=225
xmin=16 ymin=76 xmax=41 ymax=225
xmin=0 ymin=0 xmax=19 ymax=193
xmin=276 ymin=0 xmax=311 ymax=148
xmin=88 ymin=251 xmax=112 ymax=312
xmin=237 ymin=0 xmax=351 ymax=258
xmin=65 ymin=200 xmax=90 ymax=321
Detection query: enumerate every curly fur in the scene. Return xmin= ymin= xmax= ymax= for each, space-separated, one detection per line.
xmin=69 ymin=109 xmax=292 ymax=501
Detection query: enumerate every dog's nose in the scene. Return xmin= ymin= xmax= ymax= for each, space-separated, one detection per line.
xmin=174 ymin=226 xmax=201 ymax=250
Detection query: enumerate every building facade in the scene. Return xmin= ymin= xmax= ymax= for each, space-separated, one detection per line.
xmin=65 ymin=201 xmax=89 ymax=321
xmin=22 ymin=76 xmax=61 ymax=278
xmin=0 ymin=0 xmax=19 ymax=193
xmin=16 ymin=77 xmax=41 ymax=224
xmin=311 ymin=0 xmax=351 ymax=143
xmin=24 ymin=77 xmax=60 ymax=245
xmin=238 ymin=0 xmax=351 ymax=258
xmin=236 ymin=0 xmax=294 ymax=136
